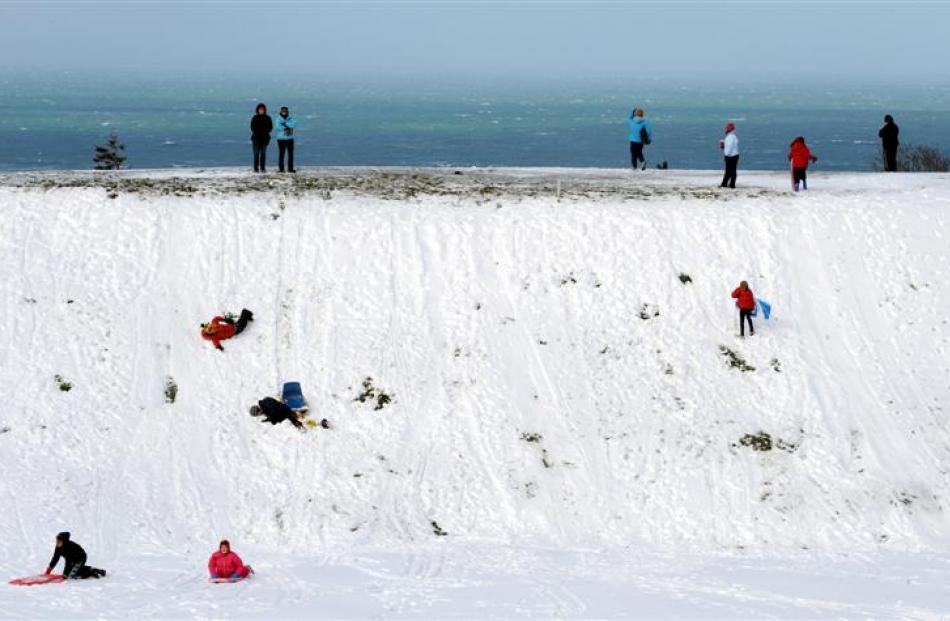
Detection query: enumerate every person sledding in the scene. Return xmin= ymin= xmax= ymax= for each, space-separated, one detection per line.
xmin=250 ymin=396 xmax=304 ymax=429
xmin=788 ymin=136 xmax=818 ymax=191
xmin=208 ymin=539 xmax=253 ymax=580
xmin=200 ymin=308 xmax=253 ymax=351
xmin=731 ymin=280 xmax=756 ymax=338
xmin=46 ymin=532 xmax=106 ymax=580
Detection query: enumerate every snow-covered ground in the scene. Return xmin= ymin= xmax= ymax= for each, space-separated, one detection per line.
xmin=1 ymin=167 xmax=949 ymax=619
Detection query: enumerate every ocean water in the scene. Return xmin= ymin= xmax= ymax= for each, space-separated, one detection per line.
xmin=1 ymin=73 xmax=949 ymax=172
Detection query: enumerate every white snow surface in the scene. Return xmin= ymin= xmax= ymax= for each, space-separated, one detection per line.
xmin=1 ymin=167 xmax=949 ymax=618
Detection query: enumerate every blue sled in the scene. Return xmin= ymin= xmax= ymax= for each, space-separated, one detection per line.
xmin=753 ymin=299 xmax=772 ymax=320
xmin=281 ymin=381 xmax=307 ymax=411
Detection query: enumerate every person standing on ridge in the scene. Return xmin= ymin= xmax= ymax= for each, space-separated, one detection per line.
xmin=788 ymin=136 xmax=818 ymax=191
xmin=627 ymin=107 xmax=653 ymax=170
xmin=275 ymin=106 xmax=297 ymax=173
xmin=731 ymin=281 xmax=756 ymax=338
xmin=720 ymin=122 xmax=739 ymax=188
xmin=46 ymin=532 xmax=106 ymax=579
xmin=879 ymin=114 xmax=899 ymax=172
xmin=250 ymin=103 xmax=273 ymax=173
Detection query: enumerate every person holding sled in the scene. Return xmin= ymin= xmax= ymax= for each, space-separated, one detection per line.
xmin=208 ymin=539 xmax=253 ymax=580
xmin=627 ymin=107 xmax=653 ymax=170
xmin=200 ymin=309 xmax=254 ymax=351
xmin=250 ymin=396 xmax=304 ymax=428
xmin=879 ymin=114 xmax=899 ymax=172
xmin=46 ymin=532 xmax=106 ymax=579
xmin=788 ymin=136 xmax=818 ymax=191
xmin=250 ymin=103 xmax=273 ymax=173
xmin=731 ymin=281 xmax=756 ymax=338
xmin=720 ymin=122 xmax=739 ymax=189
xmin=275 ymin=106 xmax=297 ymax=173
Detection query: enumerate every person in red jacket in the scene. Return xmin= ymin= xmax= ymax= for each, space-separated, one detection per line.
xmin=788 ymin=136 xmax=818 ymax=191
xmin=731 ymin=280 xmax=756 ymax=337
xmin=208 ymin=539 xmax=253 ymax=580
xmin=201 ymin=308 xmax=253 ymax=351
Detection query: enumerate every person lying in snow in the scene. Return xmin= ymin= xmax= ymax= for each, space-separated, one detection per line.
xmin=208 ymin=539 xmax=253 ymax=580
xmin=200 ymin=308 xmax=253 ymax=351
xmin=251 ymin=396 xmax=304 ymax=428
xmin=46 ymin=532 xmax=106 ymax=579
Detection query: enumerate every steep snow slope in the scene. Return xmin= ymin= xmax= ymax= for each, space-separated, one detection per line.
xmin=1 ymin=168 xmax=949 ymax=618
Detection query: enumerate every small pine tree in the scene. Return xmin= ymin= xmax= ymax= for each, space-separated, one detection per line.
xmin=93 ymin=133 xmax=126 ymax=170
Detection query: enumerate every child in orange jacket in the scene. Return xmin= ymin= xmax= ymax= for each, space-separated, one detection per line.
xmin=201 ymin=308 xmax=253 ymax=351
xmin=788 ymin=136 xmax=818 ymax=191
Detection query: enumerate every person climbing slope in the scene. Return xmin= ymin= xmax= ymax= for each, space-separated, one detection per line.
xmin=788 ymin=136 xmax=818 ymax=191
xmin=208 ymin=539 xmax=253 ymax=580
xmin=200 ymin=308 xmax=254 ymax=351
xmin=46 ymin=532 xmax=106 ymax=579
xmin=731 ymin=280 xmax=756 ymax=338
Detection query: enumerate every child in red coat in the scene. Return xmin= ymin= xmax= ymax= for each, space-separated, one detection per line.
xmin=208 ymin=539 xmax=253 ymax=580
xmin=201 ymin=308 xmax=253 ymax=351
xmin=731 ymin=280 xmax=756 ymax=337
xmin=788 ymin=136 xmax=818 ymax=191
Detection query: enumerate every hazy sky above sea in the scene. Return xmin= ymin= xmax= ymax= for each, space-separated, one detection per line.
xmin=1 ymin=0 xmax=948 ymax=83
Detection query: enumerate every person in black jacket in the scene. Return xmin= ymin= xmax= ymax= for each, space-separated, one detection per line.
xmin=251 ymin=397 xmax=303 ymax=428
xmin=250 ymin=103 xmax=273 ymax=173
xmin=46 ymin=532 xmax=106 ymax=579
xmin=879 ymin=114 xmax=899 ymax=172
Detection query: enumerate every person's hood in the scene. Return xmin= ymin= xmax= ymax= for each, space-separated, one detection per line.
xmin=57 ymin=531 xmax=70 ymax=543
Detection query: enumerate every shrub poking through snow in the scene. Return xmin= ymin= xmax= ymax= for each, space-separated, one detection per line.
xmin=738 ymin=432 xmax=773 ymax=452
xmin=93 ymin=133 xmax=126 ymax=170
xmin=355 ymin=377 xmax=394 ymax=411
xmin=54 ymin=374 xmax=73 ymax=392
xmin=639 ymin=303 xmax=660 ymax=320
xmin=678 ymin=272 xmax=693 ymax=284
xmin=431 ymin=520 xmax=448 ymax=536
xmin=719 ymin=345 xmax=756 ymax=372
xmin=770 ymin=358 xmax=782 ymax=373
xmin=164 ymin=376 xmax=178 ymax=404
xmin=521 ymin=432 xmax=543 ymax=443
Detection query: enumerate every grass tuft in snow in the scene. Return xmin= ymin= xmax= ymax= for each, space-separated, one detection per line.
xmin=354 ymin=377 xmax=394 ymax=411
xmin=678 ymin=272 xmax=693 ymax=284
xmin=431 ymin=520 xmax=448 ymax=536
xmin=54 ymin=374 xmax=73 ymax=392
xmin=164 ymin=376 xmax=178 ymax=404
xmin=521 ymin=432 xmax=543 ymax=443
xmin=719 ymin=345 xmax=756 ymax=372
xmin=639 ymin=304 xmax=660 ymax=320
xmin=738 ymin=432 xmax=773 ymax=452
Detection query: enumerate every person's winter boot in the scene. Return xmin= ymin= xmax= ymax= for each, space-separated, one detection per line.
xmin=641 ymin=161 xmax=648 ymax=171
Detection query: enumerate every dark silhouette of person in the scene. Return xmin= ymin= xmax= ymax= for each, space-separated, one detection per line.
xmin=879 ymin=115 xmax=899 ymax=172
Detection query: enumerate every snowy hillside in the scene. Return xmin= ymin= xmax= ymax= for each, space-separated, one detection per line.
xmin=1 ymin=167 xmax=949 ymax=618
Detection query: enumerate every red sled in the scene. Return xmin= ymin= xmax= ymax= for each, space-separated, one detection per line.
xmin=9 ymin=574 xmax=65 ymax=586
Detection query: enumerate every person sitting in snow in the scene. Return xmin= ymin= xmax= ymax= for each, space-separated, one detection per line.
xmin=788 ymin=136 xmax=818 ymax=191
xmin=731 ymin=281 xmax=756 ymax=338
xmin=250 ymin=396 xmax=304 ymax=429
xmin=200 ymin=308 xmax=253 ymax=351
xmin=46 ymin=532 xmax=106 ymax=579
xmin=208 ymin=539 xmax=253 ymax=580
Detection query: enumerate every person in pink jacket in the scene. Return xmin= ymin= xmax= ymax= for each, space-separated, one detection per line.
xmin=208 ymin=539 xmax=253 ymax=580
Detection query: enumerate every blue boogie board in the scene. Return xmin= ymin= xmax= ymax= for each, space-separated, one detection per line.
xmin=282 ymin=381 xmax=307 ymax=412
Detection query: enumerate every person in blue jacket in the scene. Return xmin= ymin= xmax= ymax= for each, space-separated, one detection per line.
xmin=627 ymin=107 xmax=653 ymax=170
xmin=275 ymin=106 xmax=297 ymax=173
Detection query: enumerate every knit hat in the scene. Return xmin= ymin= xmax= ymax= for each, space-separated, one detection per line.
xmin=56 ymin=532 xmax=70 ymax=543
xmin=724 ymin=122 xmax=736 ymax=133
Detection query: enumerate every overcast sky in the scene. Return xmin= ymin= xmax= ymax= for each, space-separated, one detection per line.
xmin=1 ymin=1 xmax=948 ymax=82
